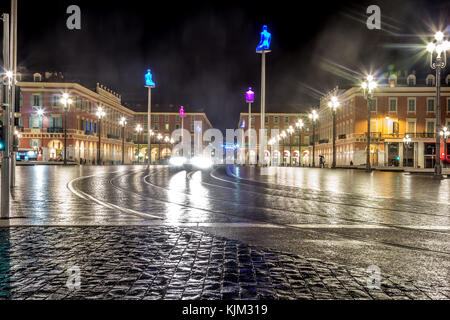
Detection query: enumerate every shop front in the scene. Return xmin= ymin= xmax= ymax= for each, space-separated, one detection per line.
xmin=387 ymin=142 xmax=400 ymax=167
xmin=424 ymin=143 xmax=436 ymax=169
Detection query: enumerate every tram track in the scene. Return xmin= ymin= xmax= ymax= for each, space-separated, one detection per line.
xmin=103 ymin=168 xmax=450 ymax=257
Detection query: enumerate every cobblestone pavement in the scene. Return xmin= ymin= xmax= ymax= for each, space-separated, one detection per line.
xmin=0 ymin=165 xmax=449 ymax=299
xmin=1 ymin=226 xmax=448 ymax=300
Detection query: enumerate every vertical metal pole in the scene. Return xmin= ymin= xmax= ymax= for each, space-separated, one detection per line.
xmin=248 ymin=102 xmax=251 ymax=164
xmin=122 ymin=125 xmax=125 ymax=165
xmin=332 ymin=110 xmax=336 ymax=168
xmin=259 ymin=52 xmax=266 ymax=166
xmin=366 ymin=97 xmax=371 ymax=172
xmin=312 ymin=122 xmax=316 ymax=167
xmin=97 ymin=118 xmax=101 ymax=165
xmin=137 ymin=133 xmax=140 ymax=164
xmin=10 ymin=0 xmax=17 ymax=188
xmin=298 ymin=128 xmax=301 ymax=166
xmin=435 ymin=63 xmax=442 ymax=177
xmin=289 ymin=135 xmax=292 ymax=166
xmin=64 ymin=106 xmax=67 ymax=165
xmin=181 ymin=117 xmax=183 ymax=157
xmin=1 ymin=13 xmax=11 ymax=218
xmin=147 ymin=86 xmax=151 ymax=167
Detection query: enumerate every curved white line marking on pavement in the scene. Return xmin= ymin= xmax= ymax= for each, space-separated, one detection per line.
xmin=67 ymin=170 xmax=163 ymax=220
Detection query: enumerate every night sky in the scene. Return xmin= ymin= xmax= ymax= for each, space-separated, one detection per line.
xmin=1 ymin=0 xmax=449 ymax=131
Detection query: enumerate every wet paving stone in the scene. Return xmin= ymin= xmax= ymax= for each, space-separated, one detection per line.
xmin=0 ymin=226 xmax=448 ymax=300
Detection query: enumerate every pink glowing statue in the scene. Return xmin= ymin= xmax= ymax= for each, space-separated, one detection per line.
xmin=179 ymin=105 xmax=186 ymax=117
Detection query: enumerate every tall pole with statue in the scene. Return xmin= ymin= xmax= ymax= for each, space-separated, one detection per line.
xmin=145 ymin=69 xmax=155 ymax=168
xmin=256 ymin=25 xmax=271 ymax=166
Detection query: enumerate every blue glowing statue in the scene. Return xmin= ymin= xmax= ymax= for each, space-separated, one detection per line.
xmin=145 ymin=69 xmax=155 ymax=87
xmin=256 ymin=25 xmax=271 ymax=52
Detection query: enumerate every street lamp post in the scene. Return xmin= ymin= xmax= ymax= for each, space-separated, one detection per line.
xmin=149 ymin=129 xmax=154 ymax=163
xmin=280 ymin=130 xmax=286 ymax=166
xmin=60 ymin=93 xmax=73 ymax=166
xmin=157 ymin=133 xmax=162 ymax=161
xmin=135 ymin=124 xmax=143 ymax=164
xmin=287 ymin=126 xmax=294 ymax=166
xmin=246 ymin=88 xmax=255 ymax=165
xmin=440 ymin=127 xmax=449 ymax=168
xmin=256 ymin=25 xmax=271 ymax=166
xmin=119 ymin=117 xmax=127 ymax=165
xmin=308 ymin=110 xmax=318 ymax=167
xmin=295 ymin=119 xmax=304 ymax=166
xmin=145 ymin=69 xmax=155 ymax=168
xmin=96 ymin=106 xmax=105 ymax=165
xmin=327 ymin=95 xmax=340 ymax=168
xmin=361 ymin=75 xmax=377 ymax=172
xmin=426 ymin=31 xmax=449 ymax=178
xmin=403 ymin=134 xmax=412 ymax=167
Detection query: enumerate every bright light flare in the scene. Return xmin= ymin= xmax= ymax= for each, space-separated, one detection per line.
xmin=190 ymin=156 xmax=213 ymax=169
xmin=169 ymin=156 xmax=187 ymax=167
xmin=435 ymin=31 xmax=444 ymax=42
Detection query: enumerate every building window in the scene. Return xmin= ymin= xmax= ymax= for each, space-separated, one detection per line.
xmin=175 ymin=124 xmax=180 ymax=129
xmin=176 ymin=115 xmax=180 ymax=122
xmin=407 ymin=98 xmax=416 ymax=113
xmin=265 ymin=116 xmax=268 ymax=123
xmin=76 ymin=97 xmax=81 ymax=109
xmin=427 ymin=98 xmax=435 ymax=112
xmin=406 ymin=120 xmax=416 ymax=134
xmin=191 ymin=116 xmax=195 ymax=122
xmin=284 ymin=116 xmax=289 ymax=123
xmin=369 ymin=98 xmax=377 ymax=112
xmin=447 ymin=99 xmax=450 ymax=113
xmin=393 ymin=121 xmax=399 ymax=134
xmin=274 ymin=116 xmax=279 ymax=123
xmin=30 ymin=139 xmax=41 ymax=147
xmin=407 ymin=75 xmax=416 ymax=86
xmin=33 ymin=73 xmax=42 ymax=82
xmin=165 ymin=123 xmax=170 ymax=131
xmin=30 ymin=114 xmax=42 ymax=128
xmin=153 ymin=123 xmax=159 ymax=131
xmin=165 ymin=115 xmax=169 ymax=122
xmin=50 ymin=95 xmax=61 ymax=107
xmin=426 ymin=75 xmax=435 ymax=86
xmin=153 ymin=115 xmax=159 ymax=122
xmin=389 ymin=98 xmax=397 ymax=112
xmin=31 ymin=94 xmax=42 ymax=107
xmin=426 ymin=120 xmax=435 ymax=134
xmin=191 ymin=124 xmax=194 ymax=131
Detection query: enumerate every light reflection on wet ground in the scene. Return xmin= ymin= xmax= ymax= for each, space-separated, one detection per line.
xmin=0 ymin=165 xmax=449 ymax=287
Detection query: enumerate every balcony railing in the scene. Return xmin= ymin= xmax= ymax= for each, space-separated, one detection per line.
xmin=338 ymin=134 xmax=346 ymax=140
xmin=47 ymin=127 xmax=63 ymax=133
xmin=318 ymin=139 xmax=329 ymax=144
xmin=107 ymin=134 xmax=120 ymax=139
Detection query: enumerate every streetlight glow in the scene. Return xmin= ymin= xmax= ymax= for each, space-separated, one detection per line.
xmin=361 ymin=74 xmax=377 ymax=172
xmin=36 ymin=108 xmax=44 ymax=117
xmin=426 ymin=30 xmax=448 ymax=177
xmin=435 ymin=31 xmax=444 ymax=42
xmin=96 ymin=107 xmax=106 ymax=119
